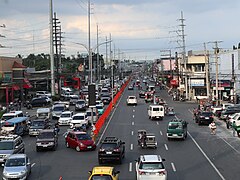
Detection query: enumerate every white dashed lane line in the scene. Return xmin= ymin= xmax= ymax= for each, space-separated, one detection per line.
xmin=129 ymin=162 xmax=132 ymax=172
xmin=171 ymin=162 xmax=176 ymax=172
xmin=130 ymin=144 xmax=133 ymax=150
xmin=133 ymin=109 xmax=135 ymax=112
xmin=31 ymin=163 xmax=36 ymax=168
xmin=164 ymin=144 xmax=168 ymax=151
xmin=133 ymin=115 xmax=135 ymax=118
xmin=156 ymin=121 xmax=159 ymax=125
xmin=131 ymin=131 xmax=134 ymax=136
xmin=132 ymin=121 xmax=135 ymax=125
xmin=160 ymin=131 xmax=163 ymax=136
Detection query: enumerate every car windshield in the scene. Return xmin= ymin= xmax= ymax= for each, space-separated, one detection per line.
xmin=139 ymin=162 xmax=164 ymax=170
xmin=32 ymin=121 xmax=44 ymax=127
xmin=2 ymin=115 xmax=15 ymax=121
xmin=38 ymin=132 xmax=54 ymax=139
xmin=153 ymin=108 xmax=159 ymax=111
xmin=73 ymin=116 xmax=84 ymax=120
xmin=169 ymin=123 xmax=182 ymax=129
xmin=38 ymin=113 xmax=49 ymax=118
xmin=77 ymin=101 xmax=85 ymax=105
xmin=201 ymin=112 xmax=212 ymax=116
xmin=53 ymin=106 xmax=64 ymax=111
xmin=129 ymin=97 xmax=135 ymax=99
xmin=101 ymin=143 xmax=117 ymax=149
xmin=86 ymin=112 xmax=96 ymax=116
xmin=90 ymin=175 xmax=113 ymax=180
xmin=102 ymin=94 xmax=109 ymax=98
xmin=61 ymin=113 xmax=71 ymax=118
xmin=76 ymin=133 xmax=91 ymax=140
xmin=0 ymin=142 xmax=14 ymax=150
xmin=5 ymin=158 xmax=25 ymax=167
xmin=96 ymin=105 xmax=103 ymax=109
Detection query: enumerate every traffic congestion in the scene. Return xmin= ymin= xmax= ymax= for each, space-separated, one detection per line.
xmin=0 ymin=72 xmax=240 ymax=179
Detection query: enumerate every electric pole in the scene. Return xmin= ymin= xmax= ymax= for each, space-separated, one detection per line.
xmin=88 ymin=0 xmax=92 ymax=84
xmin=96 ymin=24 xmax=99 ymax=82
xmin=204 ymin=43 xmax=210 ymax=99
xmin=214 ymin=41 xmax=220 ymax=106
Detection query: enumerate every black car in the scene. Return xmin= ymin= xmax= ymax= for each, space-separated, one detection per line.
xmin=100 ymin=93 xmax=112 ymax=104
xmin=139 ymin=90 xmax=146 ymax=98
xmin=36 ymin=129 xmax=58 ymax=152
xmin=31 ymin=97 xmax=50 ymax=107
xmin=98 ymin=137 xmax=125 ymax=164
xmin=195 ymin=111 xmax=213 ymax=125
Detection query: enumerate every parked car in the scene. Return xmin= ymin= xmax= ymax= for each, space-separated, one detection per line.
xmin=65 ymin=131 xmax=96 ymax=151
xmin=2 ymin=154 xmax=31 ymax=180
xmin=195 ymin=111 xmax=214 ymax=125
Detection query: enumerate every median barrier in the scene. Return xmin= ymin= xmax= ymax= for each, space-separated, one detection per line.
xmin=93 ymin=79 xmax=130 ymax=136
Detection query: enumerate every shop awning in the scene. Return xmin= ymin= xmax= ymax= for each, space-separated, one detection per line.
xmin=12 ymin=85 xmax=20 ymax=91
xmin=23 ymin=79 xmax=32 ymax=89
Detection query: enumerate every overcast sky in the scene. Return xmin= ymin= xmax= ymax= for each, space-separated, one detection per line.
xmin=0 ymin=0 xmax=239 ymax=61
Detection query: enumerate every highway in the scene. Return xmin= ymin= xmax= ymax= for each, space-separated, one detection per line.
xmin=1 ymin=81 xmax=240 ymax=180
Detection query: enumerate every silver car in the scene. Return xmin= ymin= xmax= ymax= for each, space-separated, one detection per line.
xmin=2 ymin=154 xmax=31 ymax=180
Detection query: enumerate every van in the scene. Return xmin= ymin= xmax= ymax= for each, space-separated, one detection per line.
xmin=37 ymin=108 xmax=51 ymax=119
xmin=1 ymin=117 xmax=30 ymax=136
xmin=86 ymin=108 xmax=98 ymax=124
xmin=1 ymin=111 xmax=24 ymax=124
xmin=148 ymin=105 xmax=164 ymax=120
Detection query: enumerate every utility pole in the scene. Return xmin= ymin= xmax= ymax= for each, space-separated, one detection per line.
xmin=88 ymin=0 xmax=92 ymax=84
xmin=96 ymin=24 xmax=99 ymax=82
xmin=106 ymin=36 xmax=108 ymax=69
xmin=214 ymin=41 xmax=220 ymax=106
xmin=231 ymin=54 xmax=237 ymax=104
xmin=204 ymin=43 xmax=210 ymax=99
xmin=179 ymin=11 xmax=187 ymax=99
xmin=49 ymin=0 xmax=55 ymax=96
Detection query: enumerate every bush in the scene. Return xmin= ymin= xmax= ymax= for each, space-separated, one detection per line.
xmin=52 ymin=95 xmax=60 ymax=101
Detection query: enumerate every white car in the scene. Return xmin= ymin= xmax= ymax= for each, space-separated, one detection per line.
xmin=70 ymin=113 xmax=89 ymax=128
xmin=136 ymin=155 xmax=167 ymax=180
xmin=96 ymin=100 xmax=104 ymax=107
xmin=36 ymin=91 xmax=51 ymax=98
xmin=127 ymin=96 xmax=137 ymax=106
xmin=58 ymin=111 xmax=73 ymax=125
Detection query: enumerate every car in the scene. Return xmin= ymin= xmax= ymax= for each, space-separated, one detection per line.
xmin=139 ymin=90 xmax=146 ymax=98
xmin=58 ymin=111 xmax=73 ymax=126
xmin=2 ymin=154 xmax=31 ymax=180
xmin=86 ymin=108 xmax=98 ymax=124
xmin=135 ymin=155 xmax=167 ymax=180
xmin=29 ymin=119 xmax=50 ymax=136
xmin=69 ymin=95 xmax=79 ymax=105
xmin=100 ymin=93 xmax=112 ymax=104
xmin=98 ymin=137 xmax=125 ymax=164
xmin=36 ymin=129 xmax=58 ymax=152
xmin=36 ymin=91 xmax=51 ymax=98
xmin=53 ymin=101 xmax=70 ymax=110
xmin=96 ymin=104 xmax=104 ymax=115
xmin=52 ymin=104 xmax=66 ymax=120
xmin=1 ymin=111 xmax=24 ymax=124
xmin=195 ymin=111 xmax=214 ymax=125
xmin=70 ymin=113 xmax=89 ymax=129
xmin=128 ymin=85 xmax=134 ymax=90
xmin=96 ymin=100 xmax=104 ymax=107
xmin=167 ymin=119 xmax=188 ymax=140
xmin=65 ymin=131 xmax=96 ymax=151
xmin=75 ymin=99 xmax=87 ymax=111
xmin=31 ymin=97 xmax=50 ymax=107
xmin=127 ymin=96 xmax=137 ymax=106
xmin=88 ymin=166 xmax=120 ymax=180
xmin=0 ymin=134 xmax=25 ymax=163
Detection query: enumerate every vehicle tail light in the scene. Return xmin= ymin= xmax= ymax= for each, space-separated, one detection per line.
xmin=158 ymin=170 xmax=166 ymax=175
xmin=200 ymin=116 xmax=204 ymax=118
xmin=139 ymin=171 xmax=146 ymax=175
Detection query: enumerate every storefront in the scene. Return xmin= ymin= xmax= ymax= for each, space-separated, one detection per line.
xmin=190 ymin=79 xmax=207 ymax=99
xmin=211 ymin=80 xmax=232 ymax=101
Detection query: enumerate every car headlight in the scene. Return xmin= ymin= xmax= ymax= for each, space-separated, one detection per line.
xmin=49 ymin=142 xmax=54 ymax=145
xmin=37 ymin=143 xmax=42 ymax=146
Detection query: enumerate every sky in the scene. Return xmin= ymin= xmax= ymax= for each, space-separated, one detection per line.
xmin=0 ymin=0 xmax=240 ymax=61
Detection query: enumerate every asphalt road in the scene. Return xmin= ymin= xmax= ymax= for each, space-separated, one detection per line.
xmin=1 ymin=82 xmax=240 ymax=180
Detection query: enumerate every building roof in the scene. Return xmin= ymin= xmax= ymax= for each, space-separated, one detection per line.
xmin=12 ymin=61 xmax=26 ymax=69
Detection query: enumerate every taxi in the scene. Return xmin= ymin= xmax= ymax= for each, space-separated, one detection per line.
xmin=88 ymin=166 xmax=120 ymax=180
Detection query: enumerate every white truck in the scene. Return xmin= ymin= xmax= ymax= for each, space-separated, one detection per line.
xmin=148 ymin=105 xmax=164 ymax=120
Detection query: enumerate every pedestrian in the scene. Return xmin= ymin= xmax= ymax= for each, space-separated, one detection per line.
xmin=209 ymin=121 xmax=217 ymax=135
xmin=232 ymin=121 xmax=236 ymax=137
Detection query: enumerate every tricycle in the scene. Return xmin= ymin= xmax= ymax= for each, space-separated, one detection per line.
xmin=138 ymin=130 xmax=157 ymax=149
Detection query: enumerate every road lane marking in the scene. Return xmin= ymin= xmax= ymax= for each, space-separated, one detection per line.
xmin=164 ymin=144 xmax=168 ymax=151
xmin=188 ymin=132 xmax=225 ymax=180
xmin=133 ymin=109 xmax=135 ymax=112
xmin=177 ymin=114 xmax=226 ymax=180
xmin=160 ymin=131 xmax=163 ymax=135
xmin=97 ymin=90 xmax=123 ymax=146
xmin=132 ymin=121 xmax=135 ymax=125
xmin=133 ymin=115 xmax=135 ymax=118
xmin=129 ymin=162 xmax=132 ymax=172
xmin=156 ymin=121 xmax=159 ymax=125
xmin=31 ymin=163 xmax=36 ymax=168
xmin=131 ymin=131 xmax=134 ymax=135
xmin=219 ymin=136 xmax=240 ymax=154
xmin=131 ymin=144 xmax=133 ymax=150
xmin=171 ymin=162 xmax=176 ymax=172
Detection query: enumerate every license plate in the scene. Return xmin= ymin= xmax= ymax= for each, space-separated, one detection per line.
xmin=42 ymin=145 xmax=48 ymax=147
xmin=205 ymin=117 xmax=209 ymax=119
xmin=106 ymin=152 xmax=112 ymax=154
xmin=87 ymin=146 xmax=92 ymax=149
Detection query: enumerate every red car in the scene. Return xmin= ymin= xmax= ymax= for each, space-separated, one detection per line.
xmin=65 ymin=131 xmax=96 ymax=151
